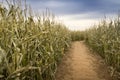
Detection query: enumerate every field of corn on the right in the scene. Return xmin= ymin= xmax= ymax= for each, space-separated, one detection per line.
xmin=85 ymin=18 xmax=120 ymax=80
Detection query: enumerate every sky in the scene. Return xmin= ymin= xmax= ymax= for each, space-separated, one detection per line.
xmin=1 ymin=0 xmax=120 ymax=31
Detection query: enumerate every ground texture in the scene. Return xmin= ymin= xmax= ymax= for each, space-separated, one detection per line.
xmin=55 ymin=41 xmax=112 ymax=80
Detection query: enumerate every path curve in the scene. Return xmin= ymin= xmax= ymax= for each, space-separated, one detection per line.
xmin=55 ymin=41 xmax=112 ymax=80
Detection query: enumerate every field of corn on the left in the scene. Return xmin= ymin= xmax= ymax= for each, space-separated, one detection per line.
xmin=0 ymin=1 xmax=71 ymax=80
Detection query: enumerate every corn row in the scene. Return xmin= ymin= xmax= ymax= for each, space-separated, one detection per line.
xmin=85 ymin=18 xmax=120 ymax=80
xmin=0 ymin=1 xmax=71 ymax=80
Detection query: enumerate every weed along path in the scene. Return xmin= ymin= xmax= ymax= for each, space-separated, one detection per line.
xmin=55 ymin=41 xmax=112 ymax=80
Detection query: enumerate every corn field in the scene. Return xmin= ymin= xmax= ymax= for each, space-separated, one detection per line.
xmin=0 ymin=1 xmax=71 ymax=80
xmin=71 ymin=31 xmax=85 ymax=41
xmin=1 ymin=0 xmax=120 ymax=80
xmin=85 ymin=18 xmax=120 ymax=80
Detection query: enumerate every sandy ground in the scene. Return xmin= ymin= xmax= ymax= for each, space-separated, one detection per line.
xmin=55 ymin=41 xmax=112 ymax=80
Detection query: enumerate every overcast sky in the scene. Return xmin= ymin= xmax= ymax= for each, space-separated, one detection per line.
xmin=2 ymin=0 xmax=120 ymax=30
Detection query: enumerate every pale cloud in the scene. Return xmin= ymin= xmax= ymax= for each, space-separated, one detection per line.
xmin=57 ymin=13 xmax=117 ymax=31
xmin=58 ymin=15 xmax=99 ymax=31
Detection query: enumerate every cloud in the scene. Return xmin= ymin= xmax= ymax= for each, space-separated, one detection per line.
xmin=58 ymin=13 xmax=100 ymax=31
xmin=1 ymin=0 xmax=119 ymax=30
xmin=0 ymin=0 xmax=120 ymax=30
xmin=27 ymin=0 xmax=120 ymax=15
xmin=57 ymin=12 xmax=117 ymax=30
xmin=26 ymin=0 xmax=120 ymax=30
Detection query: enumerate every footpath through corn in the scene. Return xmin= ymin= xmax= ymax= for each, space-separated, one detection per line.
xmin=55 ymin=41 xmax=112 ymax=80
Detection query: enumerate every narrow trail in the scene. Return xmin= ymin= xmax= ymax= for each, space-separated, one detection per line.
xmin=55 ymin=41 xmax=112 ymax=80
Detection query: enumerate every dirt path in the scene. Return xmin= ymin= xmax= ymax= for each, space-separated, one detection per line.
xmin=55 ymin=41 xmax=112 ymax=80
